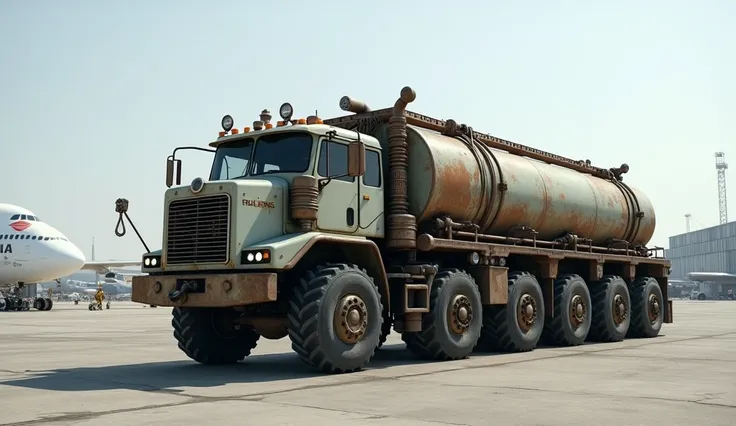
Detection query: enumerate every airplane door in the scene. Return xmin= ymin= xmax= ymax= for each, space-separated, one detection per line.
xmin=316 ymin=138 xmax=359 ymax=233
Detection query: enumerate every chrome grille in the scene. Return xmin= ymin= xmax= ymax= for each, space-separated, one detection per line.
xmin=165 ymin=194 xmax=230 ymax=265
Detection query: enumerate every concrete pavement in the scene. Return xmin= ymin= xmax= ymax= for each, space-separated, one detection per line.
xmin=0 ymin=300 xmax=734 ymax=425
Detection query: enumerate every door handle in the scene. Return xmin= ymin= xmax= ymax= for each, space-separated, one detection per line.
xmin=346 ymin=208 xmax=355 ymax=227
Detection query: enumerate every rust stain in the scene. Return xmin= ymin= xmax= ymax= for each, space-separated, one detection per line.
xmin=559 ymin=193 xmax=566 ymax=200
xmin=433 ymin=160 xmax=475 ymax=218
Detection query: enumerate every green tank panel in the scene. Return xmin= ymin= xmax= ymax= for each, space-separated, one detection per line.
xmin=401 ymin=125 xmax=656 ymax=247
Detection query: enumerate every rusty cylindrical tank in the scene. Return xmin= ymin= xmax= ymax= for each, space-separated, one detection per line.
xmin=404 ymin=126 xmax=656 ymax=246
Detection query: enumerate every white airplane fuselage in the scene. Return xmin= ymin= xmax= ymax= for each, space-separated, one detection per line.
xmin=0 ymin=203 xmax=86 ymax=285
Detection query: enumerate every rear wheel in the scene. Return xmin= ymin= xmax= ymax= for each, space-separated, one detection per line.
xmin=403 ymin=269 xmax=483 ymax=360
xmin=628 ymin=277 xmax=664 ymax=338
xmin=173 ymin=307 xmax=260 ymax=365
xmin=588 ymin=275 xmax=630 ymax=342
xmin=542 ymin=274 xmax=592 ymax=346
xmin=287 ymin=263 xmax=383 ymax=373
xmin=477 ymin=271 xmax=545 ymax=352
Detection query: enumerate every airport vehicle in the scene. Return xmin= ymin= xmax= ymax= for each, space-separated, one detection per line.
xmin=0 ymin=203 xmax=140 ymax=311
xmin=129 ymin=86 xmax=673 ymax=374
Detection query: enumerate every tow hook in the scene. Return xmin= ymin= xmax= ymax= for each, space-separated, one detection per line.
xmin=169 ymin=280 xmax=198 ymax=302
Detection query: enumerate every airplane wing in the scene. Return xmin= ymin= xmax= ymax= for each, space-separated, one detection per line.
xmin=81 ymin=261 xmax=142 ymax=274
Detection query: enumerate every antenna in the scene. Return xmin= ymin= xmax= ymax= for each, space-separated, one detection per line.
xmin=685 ymin=213 xmax=692 ymax=233
xmin=715 ymin=152 xmax=728 ymax=224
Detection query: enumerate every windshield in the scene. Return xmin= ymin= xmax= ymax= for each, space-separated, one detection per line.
xmin=209 ymin=132 xmax=313 ymax=180
xmin=252 ymin=132 xmax=313 ymax=175
xmin=210 ymin=138 xmax=254 ymax=180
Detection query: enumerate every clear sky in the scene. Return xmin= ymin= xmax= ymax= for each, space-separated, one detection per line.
xmin=1 ymin=0 xmax=734 ymax=261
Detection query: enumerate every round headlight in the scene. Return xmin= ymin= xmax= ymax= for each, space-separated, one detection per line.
xmin=279 ymin=103 xmax=293 ymax=121
xmin=221 ymin=115 xmax=234 ymax=132
xmin=151 ymin=258 xmax=158 ymax=266
xmin=190 ymin=177 xmax=204 ymax=194
xmin=255 ymin=252 xmax=263 ymax=262
xmin=247 ymin=253 xmax=254 ymax=262
xmin=144 ymin=258 xmax=151 ymax=266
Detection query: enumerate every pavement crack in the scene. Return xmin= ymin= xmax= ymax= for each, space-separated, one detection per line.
xmin=257 ymin=400 xmax=467 ymax=425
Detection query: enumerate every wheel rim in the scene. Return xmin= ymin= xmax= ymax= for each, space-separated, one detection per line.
xmin=211 ymin=310 xmax=242 ymax=339
xmin=335 ymin=294 xmax=368 ymax=344
xmin=612 ymin=294 xmax=627 ymax=325
xmin=569 ymin=294 xmax=587 ymax=327
xmin=517 ymin=293 xmax=538 ymax=332
xmin=447 ymin=294 xmax=473 ymax=335
xmin=648 ymin=293 xmax=660 ymax=323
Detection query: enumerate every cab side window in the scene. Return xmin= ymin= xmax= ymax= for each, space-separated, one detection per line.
xmin=317 ymin=140 xmax=354 ymax=183
xmin=363 ymin=150 xmax=381 ymax=187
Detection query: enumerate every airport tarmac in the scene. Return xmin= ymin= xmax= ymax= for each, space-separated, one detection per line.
xmin=0 ymin=300 xmax=734 ymax=426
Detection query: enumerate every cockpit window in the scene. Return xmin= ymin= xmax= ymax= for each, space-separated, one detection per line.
xmin=10 ymin=214 xmax=19 ymax=220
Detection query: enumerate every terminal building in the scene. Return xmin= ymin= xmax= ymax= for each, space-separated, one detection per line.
xmin=665 ymin=221 xmax=736 ymax=299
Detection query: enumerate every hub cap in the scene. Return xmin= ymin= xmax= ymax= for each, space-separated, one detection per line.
xmin=612 ymin=294 xmax=627 ymax=325
xmin=648 ymin=293 xmax=660 ymax=323
xmin=517 ymin=293 xmax=538 ymax=332
xmin=335 ymin=294 xmax=368 ymax=344
xmin=448 ymin=294 xmax=473 ymax=335
xmin=569 ymin=294 xmax=587 ymax=327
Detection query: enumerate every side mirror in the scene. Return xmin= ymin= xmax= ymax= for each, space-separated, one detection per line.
xmin=166 ymin=158 xmax=182 ymax=188
xmin=347 ymin=141 xmax=366 ymax=177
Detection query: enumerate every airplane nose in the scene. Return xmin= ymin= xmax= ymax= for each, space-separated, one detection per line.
xmin=55 ymin=243 xmax=86 ymax=276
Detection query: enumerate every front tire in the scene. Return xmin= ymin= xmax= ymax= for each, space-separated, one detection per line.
xmin=402 ymin=269 xmax=482 ymax=360
xmin=377 ymin=314 xmax=393 ymax=349
xmin=34 ymin=298 xmax=47 ymax=311
xmin=287 ymin=263 xmax=384 ymax=374
xmin=173 ymin=307 xmax=260 ymax=365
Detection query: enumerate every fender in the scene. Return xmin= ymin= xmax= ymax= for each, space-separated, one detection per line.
xmin=283 ymin=234 xmax=390 ymax=309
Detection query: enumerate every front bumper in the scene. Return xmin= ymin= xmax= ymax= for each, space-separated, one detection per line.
xmin=132 ymin=273 xmax=277 ymax=307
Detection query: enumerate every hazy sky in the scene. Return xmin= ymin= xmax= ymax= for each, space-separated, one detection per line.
xmin=1 ymin=1 xmax=734 ymax=261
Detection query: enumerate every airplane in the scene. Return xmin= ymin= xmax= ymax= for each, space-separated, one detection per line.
xmin=0 ymin=203 xmax=140 ymax=311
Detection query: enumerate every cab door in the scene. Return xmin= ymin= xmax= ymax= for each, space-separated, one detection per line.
xmin=315 ymin=138 xmax=359 ymax=233
xmin=357 ymin=148 xmax=384 ymax=238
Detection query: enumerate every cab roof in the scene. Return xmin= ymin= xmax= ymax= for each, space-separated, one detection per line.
xmin=209 ymin=123 xmax=382 ymax=150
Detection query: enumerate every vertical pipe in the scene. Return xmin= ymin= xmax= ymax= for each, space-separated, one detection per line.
xmin=387 ymin=87 xmax=417 ymax=250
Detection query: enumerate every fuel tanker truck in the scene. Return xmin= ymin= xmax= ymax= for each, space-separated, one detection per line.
xmin=125 ymin=85 xmax=672 ymax=374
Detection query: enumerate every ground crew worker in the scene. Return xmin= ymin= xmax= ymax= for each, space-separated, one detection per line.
xmin=94 ymin=285 xmax=105 ymax=310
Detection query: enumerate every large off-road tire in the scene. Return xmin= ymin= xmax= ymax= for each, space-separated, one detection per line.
xmin=628 ymin=277 xmax=664 ymax=338
xmin=587 ymin=275 xmax=631 ymax=342
xmin=173 ymin=307 xmax=260 ymax=365
xmin=288 ymin=263 xmax=383 ymax=374
xmin=377 ymin=314 xmax=393 ymax=349
xmin=542 ymin=274 xmax=592 ymax=346
xmin=33 ymin=298 xmax=47 ymax=311
xmin=477 ymin=271 xmax=545 ymax=353
xmin=402 ymin=269 xmax=482 ymax=361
